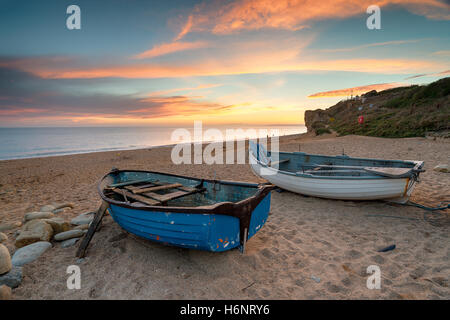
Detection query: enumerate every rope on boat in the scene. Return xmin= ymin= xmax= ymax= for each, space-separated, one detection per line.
xmin=406 ymin=200 xmax=449 ymax=227
xmin=405 ymin=200 xmax=450 ymax=211
xmin=365 ymin=200 xmax=449 ymax=226
xmin=365 ymin=214 xmax=421 ymax=221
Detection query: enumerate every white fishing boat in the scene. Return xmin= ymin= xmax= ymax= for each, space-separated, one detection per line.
xmin=249 ymin=142 xmax=424 ymax=203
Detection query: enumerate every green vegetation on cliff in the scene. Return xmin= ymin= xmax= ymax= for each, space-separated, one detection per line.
xmin=304 ymin=77 xmax=450 ymax=138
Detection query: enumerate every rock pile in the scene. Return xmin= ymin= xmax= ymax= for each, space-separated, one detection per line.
xmin=0 ymin=203 xmax=97 ymax=298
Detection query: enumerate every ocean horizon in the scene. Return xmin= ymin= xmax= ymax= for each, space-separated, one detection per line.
xmin=0 ymin=124 xmax=306 ymax=160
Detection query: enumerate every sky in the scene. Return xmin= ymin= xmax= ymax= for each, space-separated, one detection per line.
xmin=0 ymin=0 xmax=449 ymax=127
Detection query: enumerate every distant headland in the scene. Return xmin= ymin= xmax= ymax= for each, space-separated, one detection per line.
xmin=305 ymin=77 xmax=450 ymax=138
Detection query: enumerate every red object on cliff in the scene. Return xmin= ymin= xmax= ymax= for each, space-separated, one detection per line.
xmin=358 ymin=115 xmax=364 ymax=124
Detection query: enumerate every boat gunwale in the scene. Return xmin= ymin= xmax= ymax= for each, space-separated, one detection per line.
xmin=98 ymin=169 xmax=274 ymax=214
xmin=250 ymin=153 xmax=424 ymax=180
xmin=274 ymin=150 xmax=423 ymax=167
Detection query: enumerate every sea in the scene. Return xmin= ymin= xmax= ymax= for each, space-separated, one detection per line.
xmin=0 ymin=125 xmax=306 ymax=160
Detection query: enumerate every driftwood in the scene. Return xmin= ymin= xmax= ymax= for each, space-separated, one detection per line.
xmin=76 ymin=201 xmax=109 ymax=258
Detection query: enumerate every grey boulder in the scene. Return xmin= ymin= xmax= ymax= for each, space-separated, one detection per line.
xmin=11 ymin=241 xmax=52 ymax=267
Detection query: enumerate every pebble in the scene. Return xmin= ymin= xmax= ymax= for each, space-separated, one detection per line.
xmin=23 ymin=211 xmax=55 ymax=222
xmin=311 ymin=275 xmax=321 ymax=283
xmin=54 ymin=203 xmax=75 ymax=210
xmin=0 ymin=244 xmax=12 ymax=275
xmin=74 ymin=224 xmax=90 ymax=230
xmin=61 ymin=237 xmax=80 ymax=248
xmin=40 ymin=205 xmax=57 ymax=212
xmin=42 ymin=218 xmax=71 ymax=234
xmin=71 ymin=212 xmax=95 ymax=226
xmin=0 ymin=266 xmax=22 ymax=288
xmin=0 ymin=232 xmax=7 ymax=243
xmin=11 ymin=241 xmax=52 ymax=267
xmin=0 ymin=222 xmax=22 ymax=232
xmin=54 ymin=229 xmax=85 ymax=241
xmin=108 ymin=232 xmax=127 ymax=242
xmin=433 ymin=164 xmax=449 ymax=173
xmin=181 ymin=273 xmax=191 ymax=279
xmin=15 ymin=220 xmax=54 ymax=248
xmin=0 ymin=284 xmax=12 ymax=300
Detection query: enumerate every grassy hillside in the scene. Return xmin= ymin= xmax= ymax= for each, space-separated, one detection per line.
xmin=305 ymin=77 xmax=450 ymax=138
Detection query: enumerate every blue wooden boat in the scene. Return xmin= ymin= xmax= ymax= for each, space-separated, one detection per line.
xmin=99 ymin=169 xmax=274 ymax=252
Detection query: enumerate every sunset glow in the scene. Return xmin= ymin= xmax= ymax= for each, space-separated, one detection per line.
xmin=0 ymin=0 xmax=449 ymax=126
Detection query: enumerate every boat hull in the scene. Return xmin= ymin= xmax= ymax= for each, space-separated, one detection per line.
xmin=250 ymin=155 xmax=416 ymax=201
xmin=108 ymin=193 xmax=270 ymax=252
xmin=100 ymin=170 xmax=273 ymax=252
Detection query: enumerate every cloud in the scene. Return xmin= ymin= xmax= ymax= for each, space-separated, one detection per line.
xmin=4 ymin=53 xmax=443 ymax=79
xmin=148 ymin=83 xmax=222 ymax=96
xmin=308 ymin=82 xmax=405 ymax=98
xmin=404 ymin=69 xmax=450 ymax=79
xmin=0 ymin=66 xmax=235 ymax=124
xmin=404 ymin=74 xmax=428 ymax=79
xmin=130 ymin=95 xmax=237 ymax=118
xmin=317 ymin=39 xmax=424 ymax=53
xmin=0 ymin=107 xmax=45 ymax=116
xmin=432 ymin=50 xmax=450 ymax=56
xmin=436 ymin=69 xmax=450 ymax=75
xmin=133 ymin=41 xmax=209 ymax=59
xmin=174 ymin=0 xmax=450 ymax=40
xmin=174 ymin=15 xmax=194 ymax=41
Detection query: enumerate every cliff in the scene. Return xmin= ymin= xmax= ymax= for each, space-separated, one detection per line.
xmin=304 ymin=77 xmax=450 ymax=138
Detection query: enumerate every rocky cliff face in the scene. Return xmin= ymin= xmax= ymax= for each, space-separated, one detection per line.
xmin=304 ymin=77 xmax=450 ymax=138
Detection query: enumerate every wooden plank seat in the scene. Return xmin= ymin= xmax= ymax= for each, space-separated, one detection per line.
xmin=125 ymin=182 xmax=197 ymax=194
xmin=131 ymin=183 xmax=182 ymax=194
xmin=141 ymin=187 xmax=205 ymax=203
xmin=108 ymin=178 xmax=156 ymax=188
xmin=108 ymin=179 xmax=206 ymax=206
xmin=111 ymin=188 xmax=161 ymax=206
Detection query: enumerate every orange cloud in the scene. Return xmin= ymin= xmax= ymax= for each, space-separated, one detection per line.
xmin=26 ymin=58 xmax=442 ymax=79
xmin=404 ymin=69 xmax=450 ymax=79
xmin=133 ymin=41 xmax=208 ymax=59
xmin=437 ymin=69 xmax=450 ymax=75
xmin=174 ymin=0 xmax=450 ymax=39
xmin=0 ymin=108 xmax=45 ymax=115
xmin=130 ymin=95 xmax=237 ymax=118
xmin=174 ymin=15 xmax=194 ymax=41
xmin=308 ymin=82 xmax=405 ymax=98
xmin=432 ymin=50 xmax=450 ymax=56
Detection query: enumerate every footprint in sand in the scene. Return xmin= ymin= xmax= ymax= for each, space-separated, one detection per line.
xmin=341 ymin=277 xmax=353 ymax=287
xmin=409 ymin=266 xmax=427 ymax=280
xmin=294 ymin=278 xmax=305 ymax=287
xmin=371 ymin=254 xmax=386 ymax=265
xmin=325 ymin=282 xmax=348 ymax=295
xmin=260 ymin=288 xmax=271 ymax=297
xmin=345 ymin=249 xmax=363 ymax=259
xmin=260 ymin=248 xmax=276 ymax=259
xmin=281 ymin=230 xmax=296 ymax=240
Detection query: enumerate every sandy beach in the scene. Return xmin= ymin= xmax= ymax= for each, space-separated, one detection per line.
xmin=0 ymin=133 xmax=448 ymax=300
